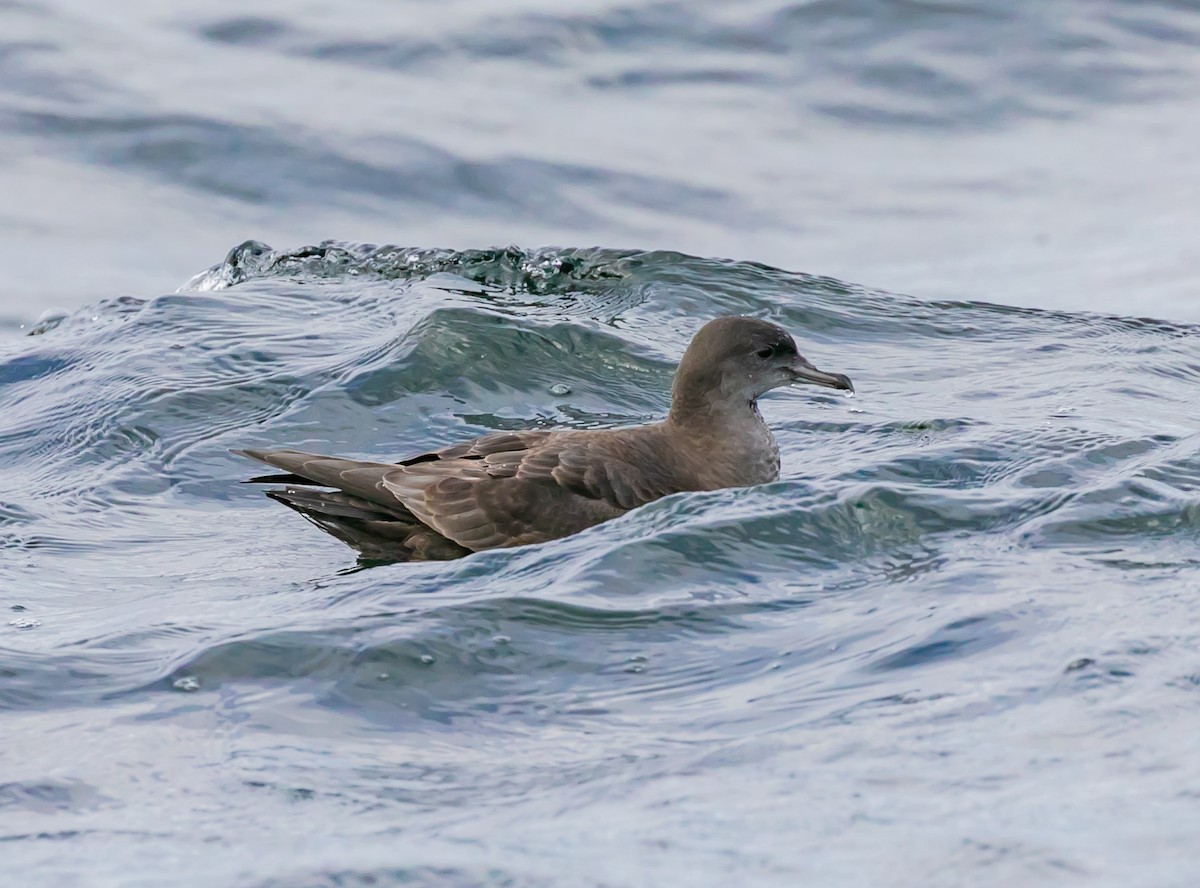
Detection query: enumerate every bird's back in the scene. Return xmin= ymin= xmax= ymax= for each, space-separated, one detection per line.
xmin=239 ymin=422 xmax=695 ymax=560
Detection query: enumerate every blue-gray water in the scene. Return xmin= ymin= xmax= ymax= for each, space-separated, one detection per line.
xmin=3 ymin=2 xmax=1200 ymax=887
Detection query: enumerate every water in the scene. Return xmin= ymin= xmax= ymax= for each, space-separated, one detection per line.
xmin=4 ymin=0 xmax=1200 ymax=326
xmin=3 ymin=241 xmax=1198 ymax=885
xmin=3 ymin=2 xmax=1200 ymax=886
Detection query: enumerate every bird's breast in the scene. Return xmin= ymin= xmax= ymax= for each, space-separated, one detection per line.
xmin=683 ymin=407 xmax=781 ymax=490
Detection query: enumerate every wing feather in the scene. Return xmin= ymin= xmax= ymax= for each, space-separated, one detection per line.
xmin=242 ymin=425 xmax=686 ymax=556
xmin=379 ymin=428 xmax=683 ymax=551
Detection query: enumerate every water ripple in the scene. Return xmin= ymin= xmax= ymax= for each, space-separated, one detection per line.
xmin=2 ymin=241 xmax=1199 ymax=884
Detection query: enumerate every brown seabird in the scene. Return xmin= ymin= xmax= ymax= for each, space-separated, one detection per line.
xmin=236 ymin=316 xmax=853 ymax=561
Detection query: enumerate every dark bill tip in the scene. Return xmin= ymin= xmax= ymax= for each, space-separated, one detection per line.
xmin=827 ymin=372 xmax=854 ymax=393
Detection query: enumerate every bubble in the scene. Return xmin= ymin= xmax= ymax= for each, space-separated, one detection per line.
xmin=8 ymin=618 xmax=41 ymax=630
xmin=492 ymin=634 xmax=511 ymax=645
xmin=173 ymin=676 xmax=200 ymax=692
xmin=549 ymin=383 xmax=572 ymax=396
xmin=419 ymin=654 xmax=435 ymax=665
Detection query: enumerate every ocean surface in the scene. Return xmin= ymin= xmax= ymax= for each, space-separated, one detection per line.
xmin=2 ymin=2 xmax=1200 ymax=887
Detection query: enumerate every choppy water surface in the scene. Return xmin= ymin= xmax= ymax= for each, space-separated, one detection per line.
xmin=5 ymin=0 xmax=1200 ymax=884
xmin=3 ymin=241 xmax=1199 ymax=886
xmin=4 ymin=0 xmax=1200 ymax=322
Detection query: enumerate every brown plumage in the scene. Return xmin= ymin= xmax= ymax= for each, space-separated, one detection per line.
xmin=237 ymin=316 xmax=853 ymax=561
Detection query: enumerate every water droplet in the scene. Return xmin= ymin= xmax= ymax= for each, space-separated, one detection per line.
xmin=173 ymin=676 xmax=200 ymax=692
xmin=848 ymin=406 xmax=864 ymax=414
xmin=419 ymin=654 xmax=435 ymax=665
xmin=8 ymin=618 xmax=40 ymax=630
xmin=549 ymin=383 xmax=571 ymax=396
xmin=376 ymin=672 xmax=389 ymax=681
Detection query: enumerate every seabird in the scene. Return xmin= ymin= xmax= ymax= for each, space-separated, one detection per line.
xmin=236 ymin=316 xmax=853 ymax=561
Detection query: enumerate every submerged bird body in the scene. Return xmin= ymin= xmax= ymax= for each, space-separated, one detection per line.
xmin=239 ymin=316 xmax=852 ymax=561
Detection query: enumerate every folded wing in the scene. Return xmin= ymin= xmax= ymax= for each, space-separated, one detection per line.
xmin=239 ymin=425 xmax=682 ymax=559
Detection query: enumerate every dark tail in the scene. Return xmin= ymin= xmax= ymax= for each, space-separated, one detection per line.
xmin=234 ymin=448 xmax=398 ymax=504
xmin=235 ymin=449 xmax=467 ymax=562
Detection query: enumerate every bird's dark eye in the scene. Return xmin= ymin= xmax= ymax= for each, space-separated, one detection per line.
xmin=755 ymin=346 xmax=774 ymax=359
